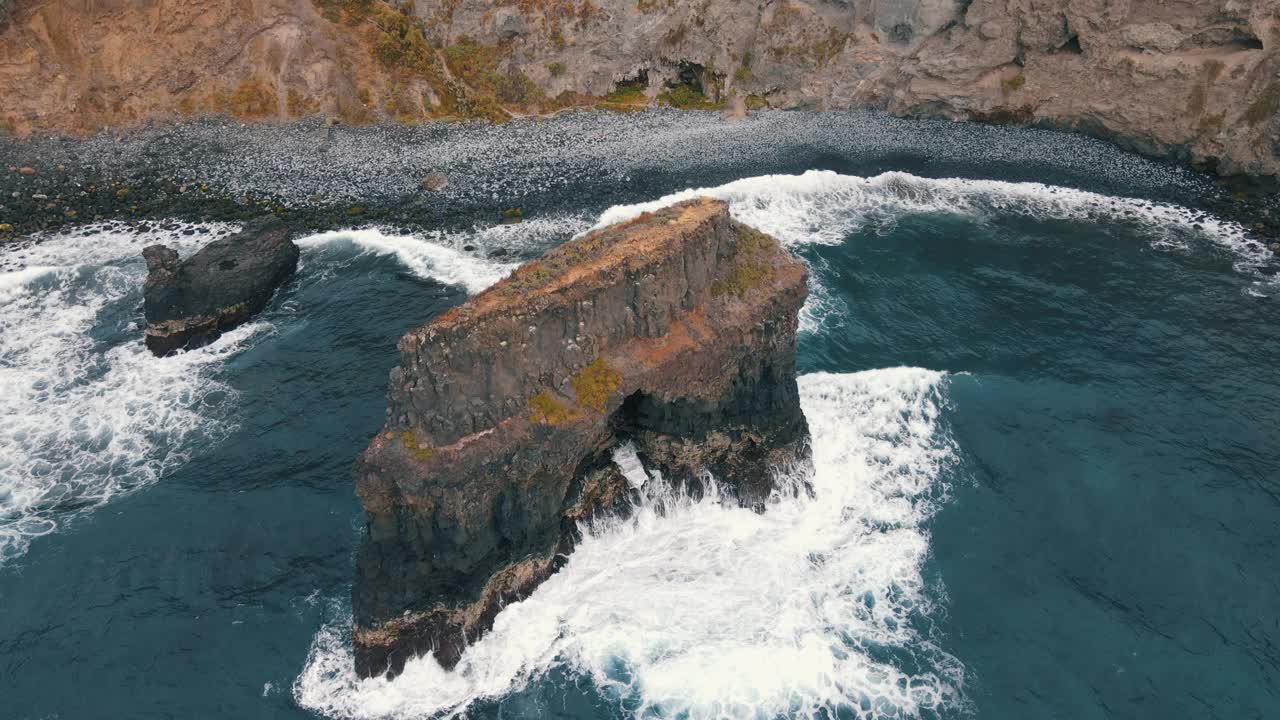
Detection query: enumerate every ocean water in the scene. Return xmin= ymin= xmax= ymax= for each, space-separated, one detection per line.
xmin=2 ymin=130 xmax=1278 ymax=719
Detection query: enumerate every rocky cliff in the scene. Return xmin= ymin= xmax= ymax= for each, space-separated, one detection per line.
xmin=352 ymin=198 xmax=810 ymax=677
xmin=0 ymin=0 xmax=1276 ymax=176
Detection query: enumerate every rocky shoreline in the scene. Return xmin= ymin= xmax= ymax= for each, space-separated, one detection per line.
xmin=1 ymin=111 xmax=1277 ymax=261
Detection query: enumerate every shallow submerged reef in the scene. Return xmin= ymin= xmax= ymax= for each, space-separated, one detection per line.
xmin=352 ymin=198 xmax=810 ymax=677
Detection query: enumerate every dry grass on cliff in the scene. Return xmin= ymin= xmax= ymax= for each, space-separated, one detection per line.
xmin=314 ymin=0 xmax=378 ymax=24
xmin=309 ymin=0 xmax=544 ymax=123
xmin=571 ymin=359 xmax=623 ymax=412
xmin=528 ymin=391 xmax=580 ymax=425
xmin=444 ymin=39 xmax=544 ymax=107
xmin=712 ymin=225 xmax=778 ymax=297
xmin=177 ymin=79 xmax=278 ymax=120
xmin=371 ymin=6 xmax=439 ymax=78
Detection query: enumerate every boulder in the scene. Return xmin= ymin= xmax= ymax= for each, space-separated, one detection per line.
xmin=142 ymin=216 xmax=298 ymax=356
xmin=420 ymin=172 xmax=449 ymax=192
xmin=352 ymin=198 xmax=811 ymax=678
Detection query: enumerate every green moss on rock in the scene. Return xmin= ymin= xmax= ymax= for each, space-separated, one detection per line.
xmin=713 ymin=224 xmax=779 ymax=296
xmin=1001 ymin=73 xmax=1026 ymax=96
xmin=657 ymin=85 xmax=722 ymax=110
xmin=713 ymin=262 xmax=774 ymax=297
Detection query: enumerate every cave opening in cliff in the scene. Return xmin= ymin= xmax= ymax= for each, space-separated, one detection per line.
xmin=1055 ymin=16 xmax=1083 ymax=54
xmin=610 ymin=389 xmax=651 ymax=457
xmin=655 ymin=60 xmax=728 ymax=106
xmin=1231 ymin=27 xmax=1264 ymax=51
xmin=615 ymin=71 xmax=649 ymax=92
xmin=674 ymin=62 xmax=705 ymax=94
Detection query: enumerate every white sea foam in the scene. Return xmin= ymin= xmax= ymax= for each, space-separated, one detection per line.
xmin=611 ymin=442 xmax=652 ymax=490
xmin=589 ymin=170 xmax=1272 ymax=321
xmin=0 ymin=222 xmax=257 ymax=565
xmin=295 ymin=367 xmax=963 ymax=719
xmin=425 ymin=213 xmax=592 ymax=256
xmin=295 ymin=215 xmax=590 ymax=294
xmin=0 ymin=215 xmax=562 ymax=564
xmin=1 ymin=221 xmax=240 ymax=273
xmin=296 ymin=229 xmax=513 ymax=293
xmin=593 ymin=169 xmax=1264 ymax=271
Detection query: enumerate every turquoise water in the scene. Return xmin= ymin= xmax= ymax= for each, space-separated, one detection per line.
xmin=1 ymin=149 xmax=1278 ymax=718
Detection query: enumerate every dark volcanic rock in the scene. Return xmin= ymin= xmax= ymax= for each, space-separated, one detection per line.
xmin=142 ymin=216 xmax=298 ymax=356
xmin=352 ymin=198 xmax=811 ymax=678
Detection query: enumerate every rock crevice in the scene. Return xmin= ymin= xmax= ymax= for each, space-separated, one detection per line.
xmin=353 ymin=198 xmax=810 ymax=678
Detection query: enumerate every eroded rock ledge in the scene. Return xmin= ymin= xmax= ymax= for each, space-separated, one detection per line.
xmin=352 ymin=198 xmax=810 ymax=678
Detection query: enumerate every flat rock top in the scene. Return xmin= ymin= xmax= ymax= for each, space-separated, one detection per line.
xmin=425 ymin=198 xmax=727 ymax=333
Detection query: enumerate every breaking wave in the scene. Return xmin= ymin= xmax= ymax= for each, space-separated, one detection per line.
xmin=0 ymin=220 xmax=522 ymax=566
xmin=295 ymin=367 xmax=964 ymax=719
xmin=587 ymin=170 xmax=1268 ymax=325
xmin=594 ymin=170 xmax=1249 ymax=253
xmin=295 ymin=229 xmax=516 ymax=294
xmin=0 ymin=222 xmax=255 ymax=565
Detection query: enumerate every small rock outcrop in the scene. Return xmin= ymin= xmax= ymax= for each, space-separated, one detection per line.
xmin=142 ymin=217 xmax=298 ymax=356
xmin=352 ymin=198 xmax=810 ymax=678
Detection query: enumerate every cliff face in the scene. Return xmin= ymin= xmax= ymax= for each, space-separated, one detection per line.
xmin=352 ymin=198 xmax=810 ymax=677
xmin=0 ymin=0 xmax=383 ymax=130
xmin=417 ymin=0 xmax=1280 ymax=175
xmin=0 ymin=0 xmax=1276 ymax=176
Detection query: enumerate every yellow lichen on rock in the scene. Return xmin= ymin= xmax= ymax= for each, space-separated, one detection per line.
xmin=571 ymin=358 xmax=622 ymax=412
xmin=398 ymin=430 xmax=434 ymax=462
xmin=528 ymin=390 xmax=579 ymax=425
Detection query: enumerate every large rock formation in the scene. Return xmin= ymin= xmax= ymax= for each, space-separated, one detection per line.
xmin=409 ymin=0 xmax=1280 ymax=175
xmin=142 ymin=216 xmax=298 ymax=356
xmin=0 ymin=0 xmax=1275 ymax=176
xmin=352 ymin=198 xmax=810 ymax=678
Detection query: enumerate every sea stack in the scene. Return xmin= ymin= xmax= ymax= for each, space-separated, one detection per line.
xmin=142 ymin=217 xmax=299 ymax=356
xmin=352 ymin=198 xmax=810 ymax=678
